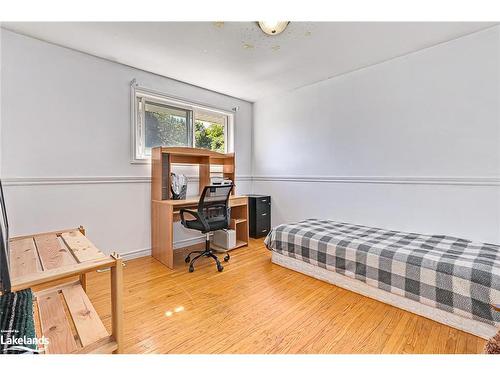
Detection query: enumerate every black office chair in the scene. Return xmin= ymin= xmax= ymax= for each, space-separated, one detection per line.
xmin=180 ymin=184 xmax=233 ymax=273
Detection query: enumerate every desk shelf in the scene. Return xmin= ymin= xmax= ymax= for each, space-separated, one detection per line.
xmin=231 ymin=218 xmax=247 ymax=225
xmin=230 ymin=204 xmax=249 ymax=249
xmin=209 ymin=218 xmax=249 ymax=252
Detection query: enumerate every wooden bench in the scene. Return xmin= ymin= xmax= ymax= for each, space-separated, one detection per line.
xmin=9 ymin=226 xmax=123 ymax=354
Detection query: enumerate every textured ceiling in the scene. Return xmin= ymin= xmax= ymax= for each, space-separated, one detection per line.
xmin=2 ymin=22 xmax=496 ymax=101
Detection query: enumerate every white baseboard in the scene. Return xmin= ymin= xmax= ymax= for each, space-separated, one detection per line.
xmin=119 ymin=235 xmax=208 ymax=260
xmin=121 ymin=247 xmax=152 ymax=260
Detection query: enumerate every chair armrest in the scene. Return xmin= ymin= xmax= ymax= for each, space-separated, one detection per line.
xmin=179 ymin=208 xmax=210 ymax=232
xmin=179 ymin=208 xmax=198 ymax=223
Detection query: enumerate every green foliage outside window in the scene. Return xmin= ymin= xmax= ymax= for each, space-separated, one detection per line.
xmin=195 ymin=121 xmax=225 ymax=153
xmin=144 ymin=109 xmax=225 ymax=153
xmin=145 ymin=111 xmax=188 ymax=148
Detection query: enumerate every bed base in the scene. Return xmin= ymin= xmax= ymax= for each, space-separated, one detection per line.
xmin=271 ymin=252 xmax=498 ymax=339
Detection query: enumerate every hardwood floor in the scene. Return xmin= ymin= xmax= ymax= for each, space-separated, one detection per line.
xmin=85 ymin=239 xmax=486 ymax=354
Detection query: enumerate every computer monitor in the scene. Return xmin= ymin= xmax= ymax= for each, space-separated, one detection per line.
xmin=0 ymin=180 xmax=11 ymax=293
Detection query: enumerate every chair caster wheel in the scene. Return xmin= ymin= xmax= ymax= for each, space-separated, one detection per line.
xmin=189 ymin=265 xmax=194 ymax=273
xmin=185 ymin=256 xmax=191 ymax=263
xmin=217 ymin=263 xmax=224 ymax=272
xmin=224 ymin=254 xmax=230 ymax=262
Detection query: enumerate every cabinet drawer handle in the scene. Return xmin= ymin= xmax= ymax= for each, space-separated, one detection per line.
xmin=261 ymin=213 xmax=267 ymax=216
xmin=262 ymin=229 xmax=268 ymax=233
xmin=261 ymin=199 xmax=267 ymax=203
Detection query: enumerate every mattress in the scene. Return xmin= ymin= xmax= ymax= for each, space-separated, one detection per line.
xmin=264 ymin=219 xmax=500 ymax=328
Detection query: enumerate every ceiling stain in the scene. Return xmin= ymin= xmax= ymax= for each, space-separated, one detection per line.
xmin=233 ymin=22 xmax=317 ymax=53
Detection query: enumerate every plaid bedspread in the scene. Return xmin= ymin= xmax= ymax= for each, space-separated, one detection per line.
xmin=265 ymin=219 xmax=500 ymax=326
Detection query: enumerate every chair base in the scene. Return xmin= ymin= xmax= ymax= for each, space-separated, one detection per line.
xmin=184 ymin=235 xmax=229 ymax=273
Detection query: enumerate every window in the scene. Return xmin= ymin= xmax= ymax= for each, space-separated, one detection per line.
xmin=132 ymin=86 xmax=233 ymax=162
xmin=195 ymin=110 xmax=227 ymax=153
xmin=144 ymin=101 xmax=192 ymax=152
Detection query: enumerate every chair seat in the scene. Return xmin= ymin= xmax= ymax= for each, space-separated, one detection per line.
xmin=183 ymin=217 xmax=228 ymax=233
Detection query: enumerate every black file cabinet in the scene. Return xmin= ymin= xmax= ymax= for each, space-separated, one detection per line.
xmin=248 ymin=195 xmax=271 ymax=238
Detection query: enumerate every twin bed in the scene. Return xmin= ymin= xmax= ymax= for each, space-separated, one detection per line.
xmin=265 ymin=219 xmax=500 ymax=339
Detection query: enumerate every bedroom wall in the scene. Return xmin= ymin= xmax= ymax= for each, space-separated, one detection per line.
xmin=252 ymin=26 xmax=500 ymax=243
xmin=0 ymin=29 xmax=253 ymax=258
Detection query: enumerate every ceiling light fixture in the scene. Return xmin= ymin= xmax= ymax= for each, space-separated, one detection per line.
xmin=258 ymin=21 xmax=289 ymax=36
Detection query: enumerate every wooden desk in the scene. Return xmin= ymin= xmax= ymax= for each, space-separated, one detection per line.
xmin=151 ymin=195 xmax=249 ymax=269
xmin=151 ymin=147 xmax=249 ymax=269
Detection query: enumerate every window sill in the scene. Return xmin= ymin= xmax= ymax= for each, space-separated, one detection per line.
xmin=130 ymin=158 xmax=151 ymax=165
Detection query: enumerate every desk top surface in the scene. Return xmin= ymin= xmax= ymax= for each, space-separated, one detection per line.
xmin=154 ymin=195 xmax=247 ymax=207
xmin=156 ymin=146 xmax=234 ymax=158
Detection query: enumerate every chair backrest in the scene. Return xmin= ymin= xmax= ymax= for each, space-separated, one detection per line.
xmin=198 ymin=185 xmax=233 ymax=223
xmin=0 ymin=180 xmax=11 ymax=293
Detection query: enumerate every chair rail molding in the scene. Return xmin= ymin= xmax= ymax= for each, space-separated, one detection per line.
xmin=3 ymin=175 xmax=253 ymax=186
xmin=2 ymin=176 xmax=151 ymax=186
xmin=251 ymin=175 xmax=500 ymax=186
xmin=2 ymin=175 xmax=498 ymax=187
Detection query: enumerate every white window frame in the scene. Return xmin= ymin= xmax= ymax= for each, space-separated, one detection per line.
xmin=130 ymin=81 xmax=234 ymax=163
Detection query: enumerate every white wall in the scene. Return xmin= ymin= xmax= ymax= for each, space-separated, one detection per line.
xmin=2 ymin=25 xmax=499 ymax=256
xmin=253 ymin=26 xmax=500 ymax=243
xmin=0 ymin=29 xmax=253 ymax=257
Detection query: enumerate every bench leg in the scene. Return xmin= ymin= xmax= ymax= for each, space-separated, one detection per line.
xmin=111 ymin=253 xmax=123 ymax=354
xmin=79 ymin=273 xmax=87 ymax=292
